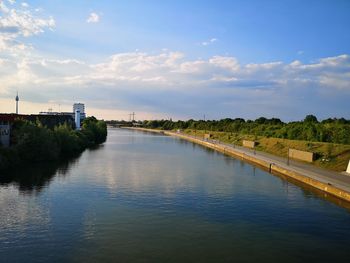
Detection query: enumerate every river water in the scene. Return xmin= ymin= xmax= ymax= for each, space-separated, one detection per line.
xmin=1 ymin=128 xmax=350 ymax=262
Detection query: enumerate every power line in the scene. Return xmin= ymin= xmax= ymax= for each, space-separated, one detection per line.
xmin=128 ymin=112 xmax=136 ymax=122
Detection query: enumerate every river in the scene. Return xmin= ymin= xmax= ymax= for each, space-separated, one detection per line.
xmin=1 ymin=128 xmax=350 ymax=262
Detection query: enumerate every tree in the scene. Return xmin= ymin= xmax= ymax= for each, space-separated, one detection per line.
xmin=304 ymin=115 xmax=318 ymax=123
xmin=13 ymin=120 xmax=59 ymax=162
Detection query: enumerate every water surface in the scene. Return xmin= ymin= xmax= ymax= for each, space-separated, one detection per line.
xmin=1 ymin=128 xmax=350 ymax=262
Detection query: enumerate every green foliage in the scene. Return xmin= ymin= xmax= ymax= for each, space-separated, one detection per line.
xmin=142 ymin=115 xmax=350 ymax=144
xmin=54 ymin=123 xmax=82 ymax=156
xmin=304 ymin=115 xmax=318 ymax=123
xmin=326 ymin=143 xmax=334 ymax=158
xmin=82 ymin=117 xmax=107 ymax=144
xmin=0 ymin=117 xmax=107 ymax=171
xmin=13 ymin=120 xmax=59 ymax=161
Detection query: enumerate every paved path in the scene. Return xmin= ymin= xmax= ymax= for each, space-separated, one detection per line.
xmin=168 ymin=131 xmax=350 ymax=193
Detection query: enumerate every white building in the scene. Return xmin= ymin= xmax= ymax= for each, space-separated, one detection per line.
xmin=73 ymin=103 xmax=86 ymax=120
xmin=75 ymin=109 xmax=81 ymax=130
xmin=39 ymin=103 xmax=86 ymax=120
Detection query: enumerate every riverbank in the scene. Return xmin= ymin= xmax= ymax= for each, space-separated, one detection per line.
xmin=127 ymin=127 xmax=350 ymax=203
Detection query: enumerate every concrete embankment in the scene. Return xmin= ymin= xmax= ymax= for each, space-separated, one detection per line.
xmin=126 ymin=127 xmax=350 ymax=203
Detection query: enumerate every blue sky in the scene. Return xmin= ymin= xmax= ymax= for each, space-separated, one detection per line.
xmin=0 ymin=0 xmax=350 ymax=120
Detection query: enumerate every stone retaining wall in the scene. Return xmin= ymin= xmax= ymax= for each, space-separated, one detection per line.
xmin=289 ymin=148 xmax=314 ymax=162
xmin=242 ymin=140 xmax=256 ymax=148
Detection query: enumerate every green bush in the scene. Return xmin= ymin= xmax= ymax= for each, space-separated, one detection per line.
xmin=13 ymin=120 xmax=59 ymax=161
xmin=81 ymin=117 xmax=107 ymax=144
xmin=54 ymin=124 xmax=81 ymax=156
xmin=0 ymin=117 xmax=107 ymax=171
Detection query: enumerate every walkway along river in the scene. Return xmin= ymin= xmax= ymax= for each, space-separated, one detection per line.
xmin=1 ymin=128 xmax=350 ymax=262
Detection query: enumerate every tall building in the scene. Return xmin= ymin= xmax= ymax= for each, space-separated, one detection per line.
xmin=39 ymin=103 xmax=86 ymax=120
xmin=15 ymin=92 xmax=19 ymax=114
xmin=73 ymin=103 xmax=86 ymax=119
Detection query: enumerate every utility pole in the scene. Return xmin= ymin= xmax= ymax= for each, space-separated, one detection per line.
xmin=129 ymin=112 xmax=136 ymax=122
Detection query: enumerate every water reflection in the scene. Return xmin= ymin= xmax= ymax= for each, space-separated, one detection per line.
xmin=0 ymin=185 xmax=49 ymax=231
xmin=0 ymin=155 xmax=80 ymax=194
xmin=272 ymin=170 xmax=350 ymax=210
xmin=0 ymin=144 xmax=106 ymax=195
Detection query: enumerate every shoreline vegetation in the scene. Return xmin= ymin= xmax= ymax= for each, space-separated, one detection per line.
xmin=136 ymin=115 xmax=350 ymax=172
xmin=0 ymin=117 xmax=107 ymax=172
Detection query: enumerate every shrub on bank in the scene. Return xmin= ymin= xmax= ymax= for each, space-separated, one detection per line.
xmin=0 ymin=117 xmax=107 ymax=171
xmin=14 ymin=120 xmax=60 ymax=162
xmin=82 ymin=116 xmax=108 ymax=145
xmin=54 ymin=123 xmax=82 ymax=156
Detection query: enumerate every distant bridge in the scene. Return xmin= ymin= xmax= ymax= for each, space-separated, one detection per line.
xmin=106 ymin=121 xmax=142 ymax=128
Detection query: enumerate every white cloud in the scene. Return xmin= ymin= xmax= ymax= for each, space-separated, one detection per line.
xmin=246 ymin=61 xmax=283 ymax=70
xmin=209 ymin=56 xmax=240 ymax=71
xmin=86 ymin=12 xmax=99 ymax=23
xmin=0 ymin=0 xmax=55 ymax=47
xmin=201 ymin=38 xmax=218 ymax=46
xmin=21 ymin=2 xmax=28 ymax=8
xmin=0 ymin=1 xmax=10 ymax=12
xmin=4 ymin=50 xmax=350 ymax=95
xmin=1 ymin=51 xmax=350 ymax=119
xmin=0 ymin=0 xmax=54 ymax=59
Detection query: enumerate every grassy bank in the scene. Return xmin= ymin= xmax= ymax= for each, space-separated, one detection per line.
xmin=0 ymin=116 xmax=107 ymax=171
xmin=181 ymin=129 xmax=350 ymax=172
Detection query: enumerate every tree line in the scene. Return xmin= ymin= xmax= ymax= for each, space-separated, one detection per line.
xmin=0 ymin=116 xmax=107 ymax=171
xmin=141 ymin=115 xmax=350 ymax=144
